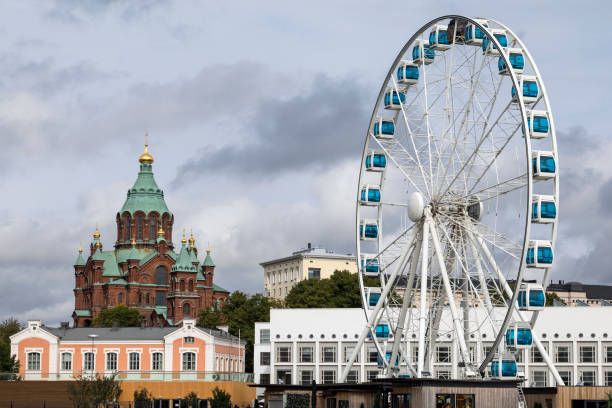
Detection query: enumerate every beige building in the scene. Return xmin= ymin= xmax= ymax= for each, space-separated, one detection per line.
xmin=261 ymin=243 xmax=357 ymax=300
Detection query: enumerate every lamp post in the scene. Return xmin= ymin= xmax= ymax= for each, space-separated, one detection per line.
xmin=88 ymin=334 xmax=98 ymax=377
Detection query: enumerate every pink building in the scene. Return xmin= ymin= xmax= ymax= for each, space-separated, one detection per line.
xmin=10 ymin=319 xmax=245 ymax=381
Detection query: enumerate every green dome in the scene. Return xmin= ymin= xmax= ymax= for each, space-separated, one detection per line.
xmin=120 ymin=162 xmax=171 ymax=216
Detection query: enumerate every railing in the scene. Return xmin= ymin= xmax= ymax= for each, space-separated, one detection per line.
xmin=1 ymin=371 xmax=253 ymax=382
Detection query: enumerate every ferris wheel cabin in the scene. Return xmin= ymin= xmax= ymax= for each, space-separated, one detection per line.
xmin=523 ymin=110 xmax=550 ymax=139
xmin=412 ymin=40 xmax=435 ymax=65
xmin=505 ymin=322 xmax=533 ymax=349
xmin=384 ymin=88 xmax=406 ymax=110
xmin=532 ymin=150 xmax=556 ymax=179
xmin=360 ymin=255 xmax=380 ymax=276
xmin=359 ymin=219 xmax=379 ymax=241
xmin=482 ymin=29 xmax=508 ymax=56
xmin=526 ymin=240 xmax=553 ymax=268
xmin=429 ymin=25 xmax=451 ymax=51
xmin=375 ymin=323 xmax=391 ymax=339
xmin=365 ymin=287 xmax=382 ymax=308
xmin=532 ymin=195 xmax=557 ymax=224
xmin=365 ymin=151 xmax=387 ymax=172
xmin=377 ymin=351 xmax=399 ymax=368
xmin=464 ymin=19 xmax=489 ymax=45
xmin=360 ymin=184 xmax=381 ymax=206
xmin=498 ymin=48 xmax=524 ymax=75
xmin=512 ymin=75 xmax=539 ymax=104
xmin=372 ymin=117 xmax=395 ymax=139
xmin=490 ymin=353 xmax=518 ymax=378
xmin=397 ymin=61 xmax=419 ymax=86
xmin=518 ymin=283 xmax=546 ymax=311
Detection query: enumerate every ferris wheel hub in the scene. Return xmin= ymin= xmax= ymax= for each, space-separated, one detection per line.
xmin=407 ymin=191 xmax=425 ymax=222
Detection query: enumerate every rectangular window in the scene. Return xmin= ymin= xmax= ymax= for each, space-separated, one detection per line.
xmin=106 ymin=352 xmax=117 ymax=371
xmin=346 ymin=370 xmax=358 ymax=384
xmin=322 ymin=346 xmax=337 ymax=363
xmin=137 ymin=216 xmax=143 ymax=240
xmin=276 ymin=369 xmax=291 ymax=384
xmin=300 ymin=369 xmax=313 ymax=385
xmin=155 ymin=291 xmax=166 ymax=306
xmin=436 ymin=369 xmax=451 ymax=380
xmin=326 ymin=398 xmax=336 ymax=408
xmin=555 ymin=345 xmax=571 ymax=363
xmin=260 ymin=374 xmax=270 ymax=384
xmin=411 ymin=345 xmax=419 ymax=364
xmin=580 ymin=370 xmax=596 ymax=386
xmin=532 ymin=370 xmax=547 ymax=387
xmin=184 ymin=336 xmax=195 ymax=344
xmin=27 ymin=352 xmax=41 ymax=371
xmin=308 ymin=268 xmax=321 ymax=280
xmin=579 ymin=345 xmax=596 ymax=363
xmin=260 ymin=352 xmax=270 ymax=366
xmin=152 ymin=352 xmax=163 ymax=371
xmin=182 ymin=352 xmax=196 ymax=371
xmin=436 ymin=394 xmax=475 ymax=408
xmin=322 ymin=369 xmax=336 ymax=384
xmin=276 ymin=346 xmax=291 ymax=363
xmin=344 ymin=345 xmax=358 ymax=363
xmin=367 ymin=370 xmax=379 ymax=382
xmin=83 ymin=352 xmax=95 ymax=371
xmin=435 ymin=345 xmax=451 ymax=363
xmin=368 ymin=347 xmax=379 ymax=363
xmin=299 ymin=346 xmax=313 ymax=363
xmin=338 ymin=401 xmax=348 ymax=408
xmin=129 ymin=353 xmax=140 ymax=371
xmin=61 ymin=353 xmax=72 ymax=371
xmin=558 ymin=370 xmax=572 ymax=386
xmin=604 ymin=345 xmax=612 ymax=363
xmin=260 ymin=329 xmax=270 ymax=344
xmin=515 ymin=349 xmax=524 ymax=363
xmin=531 ymin=344 xmax=547 ymax=363
xmin=392 ymin=394 xmax=411 ymax=408
xmin=605 ymin=370 xmax=612 ymax=386
xmin=436 ymin=394 xmax=455 ymax=408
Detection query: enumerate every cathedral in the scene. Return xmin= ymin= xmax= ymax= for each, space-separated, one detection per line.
xmin=72 ymin=140 xmax=229 ymax=327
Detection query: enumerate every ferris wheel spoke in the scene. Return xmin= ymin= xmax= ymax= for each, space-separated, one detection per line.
xmin=443 ymin=172 xmax=528 ymax=205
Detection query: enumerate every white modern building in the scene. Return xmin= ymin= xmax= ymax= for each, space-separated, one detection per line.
xmin=254 ymin=307 xmax=612 ymax=395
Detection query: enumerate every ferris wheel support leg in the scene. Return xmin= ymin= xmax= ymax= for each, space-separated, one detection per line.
xmin=468 ymin=236 xmax=493 ymax=313
xmin=340 ymin=226 xmax=419 ymax=383
xmin=426 ymin=212 xmax=474 ymax=375
xmin=472 ymin=232 xmax=564 ymax=385
xmin=417 ymin=220 xmax=430 ymax=377
xmin=387 ymin=230 xmax=423 ymax=378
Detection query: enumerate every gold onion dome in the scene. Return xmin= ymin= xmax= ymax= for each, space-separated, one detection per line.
xmin=93 ymin=225 xmax=100 ymax=239
xmin=189 ymin=230 xmax=195 ymax=247
xmin=138 ymin=132 xmax=154 ymax=164
xmin=181 ymin=230 xmax=187 ymax=244
xmin=157 ymin=226 xmax=165 ymax=237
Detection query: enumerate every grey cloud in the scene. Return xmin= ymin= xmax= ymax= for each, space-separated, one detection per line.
xmin=173 ymin=75 xmax=370 ymax=184
xmin=45 ymin=0 xmax=169 ymax=23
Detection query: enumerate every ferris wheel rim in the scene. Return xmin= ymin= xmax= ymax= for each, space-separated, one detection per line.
xmin=352 ymin=15 xmax=559 ymax=381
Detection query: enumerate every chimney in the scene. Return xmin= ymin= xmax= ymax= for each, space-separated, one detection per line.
xmin=60 ymin=322 xmax=69 ymax=329
xmin=307 ymin=242 xmax=311 ymax=249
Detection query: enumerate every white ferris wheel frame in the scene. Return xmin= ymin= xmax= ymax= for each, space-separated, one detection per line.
xmin=342 ymin=15 xmax=561 ymax=384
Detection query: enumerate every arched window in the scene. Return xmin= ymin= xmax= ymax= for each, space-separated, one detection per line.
xmin=61 ymin=352 xmax=72 ymax=371
xmin=27 ymin=352 xmax=41 ymax=371
xmin=129 ymin=352 xmax=140 ymax=371
xmin=183 ymin=303 xmax=191 ymax=317
xmin=83 ymin=352 xmax=95 ymax=371
xmin=188 ymin=280 xmax=193 ymax=292
xmin=152 ymin=352 xmax=163 ymax=371
xmin=149 ymin=217 xmax=156 ymax=240
xmin=106 ymin=352 xmax=117 ymax=371
xmin=125 ymin=215 xmax=131 ymax=240
xmin=118 ymin=293 xmax=123 ymax=304
xmin=180 ymin=280 xmax=185 ymax=291
xmin=138 ymin=293 xmax=142 ymax=306
xmin=137 ymin=215 xmax=143 ymax=240
xmin=146 ymin=293 xmax=150 ymax=305
xmin=182 ymin=352 xmax=196 ymax=371
xmin=155 ymin=266 xmax=166 ymax=285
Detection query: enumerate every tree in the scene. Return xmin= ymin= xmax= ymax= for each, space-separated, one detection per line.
xmin=285 ymin=270 xmax=378 ymax=308
xmin=134 ymin=387 xmax=153 ymax=408
xmin=92 ymin=304 xmax=141 ymax=327
xmin=210 ymin=386 xmax=231 ymax=408
xmin=200 ymin=291 xmax=283 ymax=372
xmin=182 ymin=391 xmax=199 ymax=408
xmin=67 ymin=374 xmax=122 ymax=408
xmin=546 ymin=292 xmax=565 ymax=306
xmin=0 ymin=318 xmax=21 ymax=373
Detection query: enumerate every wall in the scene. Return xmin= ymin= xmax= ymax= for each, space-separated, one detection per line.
xmin=0 ymin=380 xmax=255 ymax=408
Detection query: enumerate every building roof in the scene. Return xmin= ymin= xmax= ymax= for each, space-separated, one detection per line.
xmin=74 ymin=249 xmax=86 ymax=266
xmin=172 ymin=242 xmax=197 ymax=272
xmin=119 ymin=162 xmax=171 ymax=216
xmin=260 ymin=245 xmax=355 ymax=266
xmin=547 ymin=280 xmax=612 ymax=300
xmin=203 ymin=249 xmax=215 ymax=267
xmin=41 ymin=325 xmax=243 ymax=342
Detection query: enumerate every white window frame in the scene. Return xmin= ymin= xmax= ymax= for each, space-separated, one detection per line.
xmin=299 ymin=368 xmax=313 ymax=385
xmin=60 ymin=352 xmax=73 ymax=371
xmin=435 ymin=345 xmax=451 ymax=363
xmin=321 ymin=368 xmax=336 ymax=384
xmin=182 ymin=351 xmax=197 ymax=371
xmin=151 ymin=352 xmax=164 ymax=371
xmin=579 ymin=369 xmax=596 ymax=386
xmin=105 ymin=352 xmax=118 ymax=371
xmin=128 ymin=352 xmax=141 ymax=371
xmin=26 ymin=351 xmax=41 ymax=371
xmin=82 ymin=351 xmax=95 ymax=372
xmin=299 ymin=345 xmax=314 ymax=363
xmin=276 ymin=345 xmax=291 ymax=363
xmin=321 ymin=345 xmax=337 ymax=363
xmin=579 ymin=344 xmax=596 ymax=363
xmin=554 ymin=344 xmax=571 ymax=363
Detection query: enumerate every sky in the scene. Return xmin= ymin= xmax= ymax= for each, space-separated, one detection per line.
xmin=0 ymin=0 xmax=611 ymax=324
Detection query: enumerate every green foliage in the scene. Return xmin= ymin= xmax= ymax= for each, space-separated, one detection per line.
xmin=133 ymin=387 xmax=153 ymax=401
xmin=181 ymin=391 xmax=199 ymax=408
xmin=546 ymin=292 xmax=566 ymax=306
xmin=210 ymin=386 xmax=231 ymax=408
xmin=198 ymin=307 xmax=224 ymax=327
xmin=92 ymin=304 xmax=141 ymax=327
xmin=285 ymin=394 xmax=309 ymax=408
xmin=0 ymin=318 xmax=21 ymax=373
xmin=67 ymin=374 xmax=122 ymax=408
xmin=202 ymin=291 xmax=283 ymax=372
xmin=285 ymin=270 xmax=377 ymax=308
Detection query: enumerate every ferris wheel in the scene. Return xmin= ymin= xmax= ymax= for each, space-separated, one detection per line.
xmin=341 ymin=16 xmax=562 ymax=383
